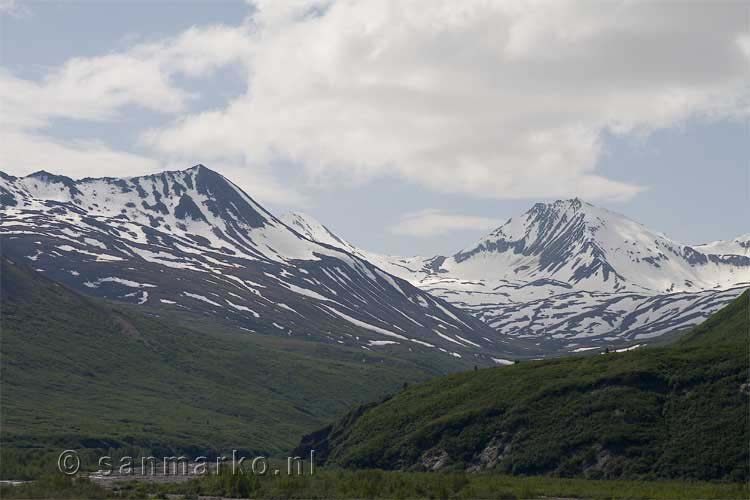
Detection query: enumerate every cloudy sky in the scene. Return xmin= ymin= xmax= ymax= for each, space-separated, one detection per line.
xmin=1 ymin=0 xmax=748 ymax=255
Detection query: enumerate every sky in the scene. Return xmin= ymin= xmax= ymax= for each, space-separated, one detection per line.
xmin=1 ymin=0 xmax=748 ymax=256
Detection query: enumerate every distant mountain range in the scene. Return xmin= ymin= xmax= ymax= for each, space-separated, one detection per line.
xmin=284 ymin=201 xmax=750 ymax=353
xmin=2 ymin=165 xmax=747 ymax=358
xmin=285 ymin=200 xmax=750 ymax=294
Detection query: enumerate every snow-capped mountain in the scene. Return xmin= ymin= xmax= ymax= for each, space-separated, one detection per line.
xmin=0 ymin=166 xmax=527 ymax=361
xmin=282 ymin=201 xmax=749 ymax=353
xmin=443 ymin=199 xmax=749 ymax=293
xmin=3 ymin=166 xmax=745 ymax=356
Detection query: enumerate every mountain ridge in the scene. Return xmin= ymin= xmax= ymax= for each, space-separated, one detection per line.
xmin=281 ymin=204 xmax=749 ymax=353
xmin=3 ymin=164 xmax=747 ymax=356
xmin=1 ymin=165 xmax=526 ymax=361
xmin=284 ymin=200 xmax=750 ymax=293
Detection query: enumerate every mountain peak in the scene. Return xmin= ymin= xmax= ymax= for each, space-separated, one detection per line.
xmin=26 ymin=170 xmax=77 ymax=185
xmin=452 ymin=199 xmax=646 ymax=288
xmin=560 ymin=197 xmax=584 ymax=209
xmin=488 ymin=198 xmax=602 ymax=242
xmin=531 ymin=198 xmax=591 ymax=214
xmin=6 ymin=165 xmax=276 ymax=237
xmin=183 ymin=163 xmax=213 ymax=175
xmin=128 ymin=163 xmax=221 ymax=184
xmin=21 ymin=170 xmax=82 ymax=198
xmin=27 ymin=170 xmax=54 ymax=178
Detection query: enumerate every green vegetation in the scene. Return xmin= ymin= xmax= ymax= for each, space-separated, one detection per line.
xmin=4 ymin=469 xmax=748 ymax=499
xmin=0 ymin=258 xmax=467 ymax=479
xmin=299 ymin=291 xmax=750 ymax=481
xmin=2 ymin=256 xmax=748 ymax=497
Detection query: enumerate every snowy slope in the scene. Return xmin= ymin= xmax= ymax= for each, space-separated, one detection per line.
xmin=282 ymin=212 xmax=435 ymax=281
xmin=282 ymin=203 xmax=749 ymax=354
xmin=443 ymin=199 xmax=750 ymax=293
xmin=0 ymin=166 xmax=529 ymax=361
xmin=694 ymin=234 xmax=750 ymax=257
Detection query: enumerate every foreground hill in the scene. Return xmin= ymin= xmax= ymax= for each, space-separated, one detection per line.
xmin=296 ymin=291 xmax=749 ymax=481
xmin=0 ymin=256 xmax=468 ymax=464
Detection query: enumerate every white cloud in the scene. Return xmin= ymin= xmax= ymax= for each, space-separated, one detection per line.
xmin=0 ymin=21 xmax=302 ymax=206
xmin=389 ymin=209 xmax=501 ymax=238
xmin=0 ymin=63 xmax=189 ymax=131
xmin=0 ymin=24 xmax=254 ymax=131
xmin=1 ymin=130 xmax=163 ymax=178
xmin=142 ymin=0 xmax=749 ymax=201
xmin=2 ymin=1 xmax=748 ymax=206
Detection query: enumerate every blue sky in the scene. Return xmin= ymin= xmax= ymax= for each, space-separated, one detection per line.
xmin=1 ymin=0 xmax=748 ymax=255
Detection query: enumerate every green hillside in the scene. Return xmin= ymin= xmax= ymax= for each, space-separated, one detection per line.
xmin=0 ymin=257 xmax=467 ymax=477
xmin=297 ymin=290 xmax=750 ymax=481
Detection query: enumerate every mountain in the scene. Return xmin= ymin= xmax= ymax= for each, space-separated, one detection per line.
xmin=283 ymin=202 xmax=749 ymax=353
xmin=0 ymin=166 xmax=529 ymax=361
xmin=0 ymin=256 xmax=468 ymax=462
xmin=438 ymin=199 xmax=749 ymax=293
xmin=3 ymin=166 xmax=745 ymax=357
xmin=295 ymin=291 xmax=750 ymax=481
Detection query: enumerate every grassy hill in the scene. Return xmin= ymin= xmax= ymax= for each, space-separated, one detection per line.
xmin=296 ymin=290 xmax=750 ymax=481
xmin=0 ymin=257 xmax=468 ymax=478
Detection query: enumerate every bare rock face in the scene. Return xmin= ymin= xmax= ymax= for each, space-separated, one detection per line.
xmin=581 ymin=447 xmax=615 ymax=478
xmin=466 ymin=434 xmax=513 ymax=472
xmin=420 ymin=448 xmax=450 ymax=471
